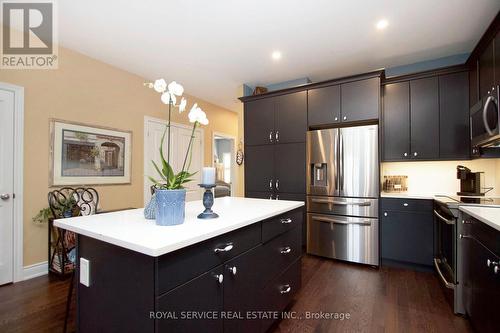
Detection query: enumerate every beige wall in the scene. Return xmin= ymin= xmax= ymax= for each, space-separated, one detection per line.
xmin=0 ymin=47 xmax=241 ymax=266
xmin=382 ymin=159 xmax=500 ymax=196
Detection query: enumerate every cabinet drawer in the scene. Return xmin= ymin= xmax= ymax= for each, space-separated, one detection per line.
xmin=262 ymin=226 xmax=302 ymax=284
xmin=380 ymin=197 xmax=433 ymax=212
xmin=464 ymin=214 xmax=500 ymax=257
xmin=260 ymin=259 xmax=301 ymax=333
xmin=156 ymin=223 xmax=261 ymax=295
xmin=262 ymin=208 xmax=303 ymax=243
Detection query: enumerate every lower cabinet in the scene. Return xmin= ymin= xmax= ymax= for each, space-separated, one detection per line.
xmin=462 ymin=213 xmax=500 ymax=333
xmin=380 ymin=198 xmax=434 ymax=268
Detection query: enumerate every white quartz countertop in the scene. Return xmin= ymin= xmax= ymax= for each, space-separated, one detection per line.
xmin=459 ymin=206 xmax=500 ymax=232
xmin=54 ymin=197 xmax=304 ymax=257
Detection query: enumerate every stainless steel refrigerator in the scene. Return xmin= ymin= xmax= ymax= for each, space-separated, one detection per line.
xmin=306 ymin=125 xmax=379 ymax=266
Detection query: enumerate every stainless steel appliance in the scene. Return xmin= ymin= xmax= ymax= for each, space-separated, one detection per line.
xmin=306 ymin=125 xmax=379 ymax=266
xmin=471 ymin=85 xmax=500 ymax=149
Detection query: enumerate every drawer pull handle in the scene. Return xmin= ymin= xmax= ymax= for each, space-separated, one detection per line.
xmin=215 ymin=274 xmax=224 ymax=284
xmin=280 ymin=247 xmax=291 ymax=254
xmin=214 ymin=243 xmax=233 ymax=253
xmin=310 ymin=198 xmax=371 ymax=206
xmin=403 ymin=203 xmax=408 ymax=207
xmin=280 ymin=284 xmax=291 ymax=294
xmin=281 ymin=218 xmax=292 ymax=224
xmin=228 ymin=266 xmax=237 ymax=276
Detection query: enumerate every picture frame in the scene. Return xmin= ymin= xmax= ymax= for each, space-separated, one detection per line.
xmin=49 ymin=119 xmax=132 ymax=186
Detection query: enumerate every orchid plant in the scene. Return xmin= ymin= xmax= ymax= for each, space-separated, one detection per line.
xmin=145 ymin=79 xmax=209 ymax=190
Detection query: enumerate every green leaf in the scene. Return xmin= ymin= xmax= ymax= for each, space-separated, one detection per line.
xmin=147 ymin=176 xmax=161 ymax=185
xmin=151 ymin=160 xmax=167 ymax=182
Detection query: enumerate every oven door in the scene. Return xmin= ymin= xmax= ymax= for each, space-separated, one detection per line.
xmin=433 ymin=202 xmax=456 ymax=290
xmin=471 ymin=86 xmax=500 ymax=148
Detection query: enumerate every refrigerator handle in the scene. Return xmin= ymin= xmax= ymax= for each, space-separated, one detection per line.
xmin=334 ymin=133 xmax=338 ymax=191
xmin=339 ymin=133 xmax=344 ymax=192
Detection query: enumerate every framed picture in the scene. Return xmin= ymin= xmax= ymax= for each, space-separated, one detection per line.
xmin=49 ymin=119 xmax=132 ymax=186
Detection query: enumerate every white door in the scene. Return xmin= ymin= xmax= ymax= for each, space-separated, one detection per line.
xmin=0 ymin=89 xmax=14 ymax=285
xmin=144 ymin=118 xmax=203 ymax=205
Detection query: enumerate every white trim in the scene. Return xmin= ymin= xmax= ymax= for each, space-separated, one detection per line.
xmin=143 ymin=116 xmax=205 ymax=206
xmin=23 ymin=261 xmax=48 ymax=280
xmin=0 ymin=82 xmax=24 ymax=283
xmin=212 ymin=131 xmax=237 ymax=196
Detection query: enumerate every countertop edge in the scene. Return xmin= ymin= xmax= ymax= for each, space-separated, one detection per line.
xmin=459 ymin=206 xmax=500 ymax=232
xmin=54 ymin=201 xmax=304 ymax=257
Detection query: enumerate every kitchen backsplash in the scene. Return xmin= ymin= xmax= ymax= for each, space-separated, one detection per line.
xmin=381 ymin=159 xmax=500 ymax=196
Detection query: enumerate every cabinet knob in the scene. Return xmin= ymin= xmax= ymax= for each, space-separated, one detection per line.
xmin=275 ymin=131 xmax=279 ymax=142
xmin=269 ymin=131 xmax=273 ymax=143
xmin=280 ymin=246 xmax=292 ymax=254
xmin=383 ymin=212 xmax=388 ymax=217
xmin=413 ymin=152 xmax=418 ymax=157
xmin=214 ymin=243 xmax=233 ymax=253
xmin=269 ymin=194 xmax=273 ymax=200
xmin=276 ymin=194 xmax=280 ymax=200
xmin=334 ymin=117 xmax=338 ymax=121
xmin=281 ymin=218 xmax=292 ymax=224
xmin=228 ymin=266 xmax=237 ymax=276
xmin=487 ymin=259 xmax=499 ymax=267
xmin=403 ymin=152 xmax=408 ymax=157
xmin=275 ymin=179 xmax=279 ymax=190
xmin=280 ymin=284 xmax=291 ymax=294
xmin=269 ymin=179 xmax=273 ymax=190
xmin=494 ymin=266 xmax=499 ymax=274
xmin=343 ymin=116 xmax=347 ymax=121
xmin=403 ymin=203 xmax=408 ymax=207
xmin=215 ymin=274 xmax=224 ymax=284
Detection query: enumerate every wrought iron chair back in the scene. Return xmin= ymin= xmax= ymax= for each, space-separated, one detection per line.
xmin=48 ymin=187 xmax=99 ymax=218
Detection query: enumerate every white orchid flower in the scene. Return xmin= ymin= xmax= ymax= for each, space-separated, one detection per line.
xmin=178 ymin=97 xmax=187 ymax=113
xmin=160 ymin=92 xmax=176 ymax=105
xmin=153 ymin=79 xmax=167 ymax=93
xmin=168 ymin=81 xmax=184 ymax=96
xmin=188 ymin=103 xmax=209 ymax=125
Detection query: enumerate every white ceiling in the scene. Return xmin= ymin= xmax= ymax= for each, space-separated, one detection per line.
xmin=57 ymin=0 xmax=500 ymax=111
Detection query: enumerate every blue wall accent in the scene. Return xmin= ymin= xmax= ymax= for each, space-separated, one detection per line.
xmin=385 ymin=53 xmax=469 ymax=77
xmin=242 ymin=53 xmax=470 ymax=96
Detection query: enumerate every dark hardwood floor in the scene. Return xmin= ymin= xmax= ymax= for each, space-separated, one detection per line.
xmin=273 ymin=255 xmax=472 ymax=333
xmin=0 ymin=255 xmax=471 ymax=333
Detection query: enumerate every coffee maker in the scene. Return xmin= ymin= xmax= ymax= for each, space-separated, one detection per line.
xmin=457 ymin=165 xmax=483 ymax=196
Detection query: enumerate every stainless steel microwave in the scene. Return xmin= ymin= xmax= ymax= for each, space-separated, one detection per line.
xmin=471 ymin=85 xmax=500 ymax=149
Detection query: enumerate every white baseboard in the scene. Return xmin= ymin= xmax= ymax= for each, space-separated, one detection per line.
xmin=23 ymin=261 xmax=48 ymax=280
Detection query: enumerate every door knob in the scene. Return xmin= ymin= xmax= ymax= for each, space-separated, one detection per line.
xmin=0 ymin=193 xmax=10 ymax=200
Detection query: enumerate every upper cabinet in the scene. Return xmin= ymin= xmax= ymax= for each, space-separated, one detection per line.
xmin=308 ymin=76 xmax=380 ymax=126
xmin=410 ymin=77 xmax=439 ymax=160
xmin=479 ymin=40 xmax=495 ymax=99
xmin=382 ymin=69 xmax=470 ymax=161
xmin=244 ymin=91 xmax=307 ymax=146
xmin=308 ymin=85 xmax=341 ymax=126
xmin=341 ymin=77 xmax=380 ymax=122
xmin=496 ymin=31 xmax=500 ymax=87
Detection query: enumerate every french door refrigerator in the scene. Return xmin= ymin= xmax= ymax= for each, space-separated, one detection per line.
xmin=306 ymin=125 xmax=379 ymax=266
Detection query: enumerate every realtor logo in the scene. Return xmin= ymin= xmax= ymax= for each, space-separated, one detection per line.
xmin=1 ymin=0 xmax=58 ymax=69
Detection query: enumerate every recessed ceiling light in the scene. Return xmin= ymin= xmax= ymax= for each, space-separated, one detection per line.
xmin=271 ymin=51 xmax=282 ymax=60
xmin=376 ymin=19 xmax=389 ymax=30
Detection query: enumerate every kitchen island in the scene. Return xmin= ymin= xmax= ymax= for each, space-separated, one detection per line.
xmin=55 ymin=197 xmax=304 ymax=333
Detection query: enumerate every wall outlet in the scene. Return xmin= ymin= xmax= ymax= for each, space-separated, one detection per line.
xmin=80 ymin=257 xmax=90 ymax=287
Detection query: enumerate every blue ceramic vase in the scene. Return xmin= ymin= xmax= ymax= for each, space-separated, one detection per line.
xmin=155 ymin=189 xmax=186 ymax=226
xmin=144 ymin=193 xmax=157 ymax=219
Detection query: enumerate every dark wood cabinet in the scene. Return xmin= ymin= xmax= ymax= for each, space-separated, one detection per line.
xmin=274 ymin=143 xmax=306 ymax=194
xmin=157 ymin=267 xmax=224 ymax=333
xmin=244 ymin=91 xmax=306 ymax=146
xmin=308 ymin=85 xmax=341 ymax=126
xmin=479 ymin=40 xmax=495 ymax=99
xmin=470 ymin=60 xmax=479 ymax=108
xmin=244 ymin=145 xmax=274 ymax=194
xmin=380 ymin=198 xmax=434 ymax=268
xmin=496 ymin=32 xmax=500 ymax=86
xmin=439 ymin=72 xmax=470 ymax=159
xmin=341 ymin=77 xmax=380 ymax=122
xmin=382 ymin=69 xmax=470 ymax=161
xmin=461 ymin=213 xmax=500 ymax=333
xmin=275 ymin=91 xmax=307 ymax=143
xmin=244 ymin=97 xmax=275 ymax=146
xmin=382 ymin=82 xmax=410 ymax=160
xmin=410 ymin=77 xmax=439 ymax=160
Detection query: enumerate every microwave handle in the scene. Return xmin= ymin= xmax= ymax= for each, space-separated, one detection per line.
xmin=482 ymin=95 xmax=497 ymax=136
